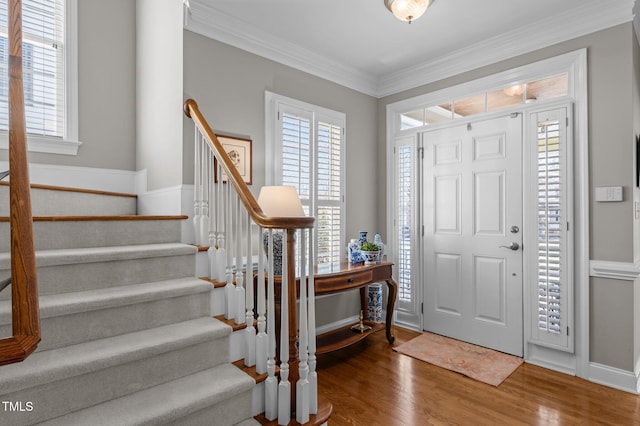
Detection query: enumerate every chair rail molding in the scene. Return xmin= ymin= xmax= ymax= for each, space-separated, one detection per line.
xmin=589 ymin=260 xmax=640 ymax=281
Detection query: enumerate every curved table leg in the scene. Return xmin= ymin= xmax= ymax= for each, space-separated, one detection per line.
xmin=384 ymin=278 xmax=398 ymax=344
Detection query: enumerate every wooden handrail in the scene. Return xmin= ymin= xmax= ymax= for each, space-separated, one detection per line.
xmin=0 ymin=0 xmax=41 ymax=366
xmin=184 ymin=99 xmax=314 ymax=231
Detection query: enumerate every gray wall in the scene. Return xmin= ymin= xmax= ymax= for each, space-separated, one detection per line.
xmin=378 ymin=23 xmax=637 ymax=370
xmin=590 ymin=278 xmax=634 ymax=369
xmin=633 ymin=28 xmax=640 ymax=378
xmin=183 ymin=30 xmax=378 ymax=326
xmin=182 ymin=31 xmax=379 ymax=241
xmin=0 ymin=0 xmax=137 ymax=170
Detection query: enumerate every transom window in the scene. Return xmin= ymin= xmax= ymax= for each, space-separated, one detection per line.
xmin=400 ymin=73 xmax=568 ymax=130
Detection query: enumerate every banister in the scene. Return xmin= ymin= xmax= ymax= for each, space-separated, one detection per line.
xmin=186 ymin=98 xmax=325 ymax=423
xmin=184 ymin=99 xmax=314 ymax=231
xmin=0 ymin=0 xmax=41 ymax=366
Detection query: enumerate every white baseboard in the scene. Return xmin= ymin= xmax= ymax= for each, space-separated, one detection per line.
xmin=526 ymin=343 xmax=576 ymax=376
xmin=315 ymin=315 xmax=360 ymax=336
xmin=589 ymin=362 xmax=639 ymax=394
xmin=0 ymin=161 xmax=137 ymax=193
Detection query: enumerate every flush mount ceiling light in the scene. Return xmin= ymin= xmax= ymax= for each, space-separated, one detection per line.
xmin=384 ymin=0 xmax=434 ymax=24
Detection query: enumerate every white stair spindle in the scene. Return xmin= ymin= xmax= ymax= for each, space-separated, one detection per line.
xmin=296 ymin=229 xmax=310 ymax=424
xmin=215 ymin=161 xmax=226 ymax=283
xmin=200 ymin=138 xmax=210 ymax=246
xmin=278 ymin=235 xmax=290 ymax=425
xmin=193 ymin=129 xmax=202 ymax=245
xmin=224 ymin=181 xmax=235 ymax=320
xmin=207 ymin=149 xmax=217 ymax=279
xmin=264 ymin=229 xmax=278 ymax=421
xmin=245 ymin=211 xmax=256 ymax=367
xmin=308 ymin=230 xmax=318 ymax=414
xmin=235 ymin=195 xmax=246 ymax=325
xmin=255 ymin=225 xmax=268 ymax=374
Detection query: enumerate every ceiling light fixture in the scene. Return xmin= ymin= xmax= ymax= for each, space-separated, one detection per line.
xmin=384 ymin=0 xmax=434 ymax=24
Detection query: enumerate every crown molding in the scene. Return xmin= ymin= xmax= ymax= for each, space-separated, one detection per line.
xmin=186 ymin=0 xmax=634 ymax=98
xmin=377 ymin=0 xmax=635 ymax=97
xmin=184 ymin=1 xmax=379 ymax=97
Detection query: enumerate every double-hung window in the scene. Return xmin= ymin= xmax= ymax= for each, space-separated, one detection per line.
xmin=0 ymin=0 xmax=79 ymax=154
xmin=266 ymin=92 xmax=345 ymax=264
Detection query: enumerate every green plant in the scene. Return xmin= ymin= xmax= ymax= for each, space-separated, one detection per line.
xmin=360 ymin=241 xmax=380 ymax=252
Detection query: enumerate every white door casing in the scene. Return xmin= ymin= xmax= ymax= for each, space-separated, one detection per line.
xmin=422 ymin=115 xmax=523 ymax=356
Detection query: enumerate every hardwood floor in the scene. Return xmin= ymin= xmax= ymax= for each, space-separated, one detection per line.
xmin=316 ymin=327 xmax=640 ymax=425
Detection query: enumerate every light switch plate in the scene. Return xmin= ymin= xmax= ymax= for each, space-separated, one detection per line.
xmin=595 ymin=186 xmax=623 ymax=202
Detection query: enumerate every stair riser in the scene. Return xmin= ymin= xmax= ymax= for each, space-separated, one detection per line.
xmin=167 ymin=390 xmax=253 ymax=426
xmin=0 ymin=186 xmax=136 ymax=216
xmin=211 ymin=286 xmax=226 ymax=316
xmin=0 ymin=292 xmax=211 ymax=352
xmin=0 ymin=254 xmax=195 ymax=299
xmin=0 ymin=337 xmax=229 ymax=426
xmin=0 ymin=220 xmax=183 ymax=252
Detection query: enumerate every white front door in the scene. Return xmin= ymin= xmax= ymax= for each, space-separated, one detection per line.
xmin=422 ymin=115 xmax=523 ymax=356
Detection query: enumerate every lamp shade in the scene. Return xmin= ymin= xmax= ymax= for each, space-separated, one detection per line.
xmin=257 ymin=185 xmax=305 ymax=217
xmin=385 ymin=0 xmax=432 ymax=23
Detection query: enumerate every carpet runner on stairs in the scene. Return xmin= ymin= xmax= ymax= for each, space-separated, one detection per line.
xmin=0 ymin=184 xmax=257 ymax=425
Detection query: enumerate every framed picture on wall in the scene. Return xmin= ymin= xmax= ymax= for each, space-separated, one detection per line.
xmin=214 ymin=135 xmax=252 ymax=185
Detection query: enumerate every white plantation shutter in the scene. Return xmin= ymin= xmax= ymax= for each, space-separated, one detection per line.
xmin=269 ymin=93 xmax=345 ymax=265
xmin=396 ymin=141 xmax=414 ymax=303
xmin=316 ymin=121 xmax=342 ymax=263
xmin=281 ymin=112 xmax=311 ymax=203
xmin=530 ymin=106 xmax=572 ymax=351
xmin=0 ymin=0 xmax=65 ymax=137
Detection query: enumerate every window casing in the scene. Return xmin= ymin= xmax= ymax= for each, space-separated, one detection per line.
xmin=0 ymin=0 xmax=79 ymax=155
xmin=392 ymin=134 xmax=422 ymax=327
xmin=266 ymin=92 xmax=346 ymax=264
xmin=526 ymin=105 xmax=573 ymax=352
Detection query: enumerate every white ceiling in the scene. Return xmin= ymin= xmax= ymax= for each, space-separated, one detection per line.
xmin=185 ymin=0 xmax=636 ymax=97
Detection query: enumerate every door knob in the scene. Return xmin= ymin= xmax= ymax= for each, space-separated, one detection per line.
xmin=499 ymin=242 xmax=520 ymax=251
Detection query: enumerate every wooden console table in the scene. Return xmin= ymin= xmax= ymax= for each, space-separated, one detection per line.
xmin=269 ymin=261 xmax=398 ymax=355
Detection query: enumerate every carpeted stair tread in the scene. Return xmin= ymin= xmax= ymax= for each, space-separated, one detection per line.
xmin=0 ymin=243 xmax=197 ymax=270
xmin=40 ymin=364 xmax=255 ymax=426
xmin=0 ymin=277 xmax=211 ymax=323
xmin=0 ymin=317 xmax=230 ymax=395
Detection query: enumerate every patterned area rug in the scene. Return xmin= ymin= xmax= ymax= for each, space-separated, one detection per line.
xmin=393 ymin=332 xmax=523 ymax=386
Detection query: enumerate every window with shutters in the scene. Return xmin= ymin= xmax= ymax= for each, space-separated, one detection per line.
xmin=266 ymin=92 xmax=345 ymax=264
xmin=0 ymin=0 xmax=79 ymax=154
xmin=396 ymin=142 xmax=414 ymax=303
xmin=528 ymin=106 xmax=573 ymax=352
xmin=391 ymin=134 xmax=420 ymax=325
